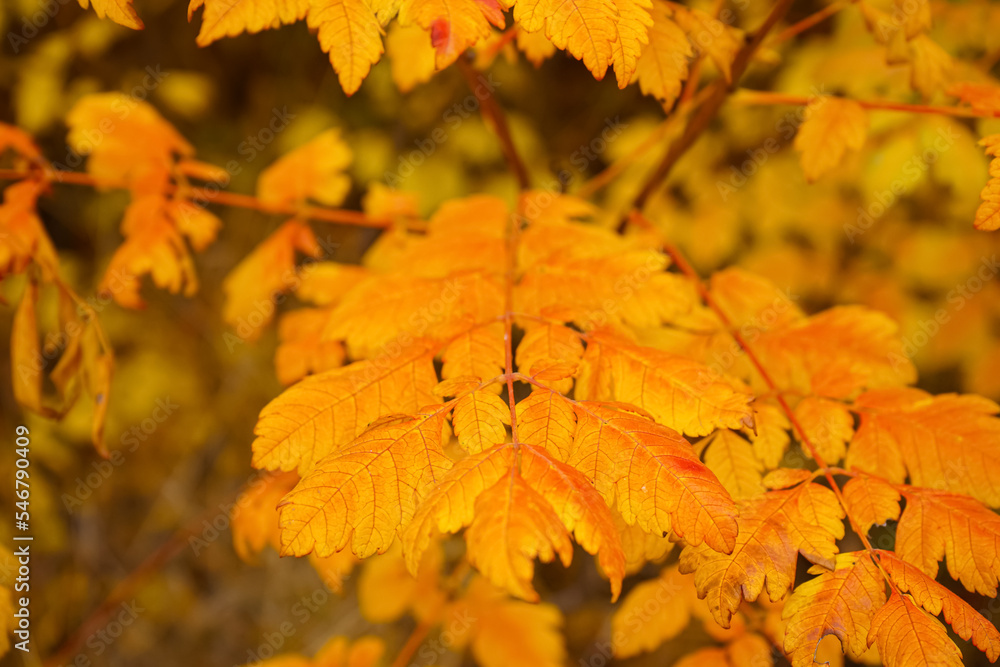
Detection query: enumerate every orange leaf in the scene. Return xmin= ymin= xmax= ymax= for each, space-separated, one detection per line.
xmin=680 ymin=481 xmax=845 ymax=627
xmin=257 ymin=129 xmax=353 ymax=207
xmin=868 ymin=592 xmax=962 ymax=667
xmin=252 ymin=341 xmax=438 ymax=473
xmin=570 ymin=402 xmax=739 ymax=554
xmin=279 ymin=409 xmax=450 ymax=558
xmin=895 ymin=486 xmax=1000 ymax=596
xmin=846 ymin=388 xmax=1000 ymax=506
xmin=876 ymin=550 xmax=1000 ymax=662
xmin=222 ymin=219 xmax=322 ymax=341
xmin=782 ymin=553 xmax=887 ymax=666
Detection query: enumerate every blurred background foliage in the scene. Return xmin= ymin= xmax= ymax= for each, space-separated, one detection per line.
xmin=1 ymin=0 xmax=1000 ymax=664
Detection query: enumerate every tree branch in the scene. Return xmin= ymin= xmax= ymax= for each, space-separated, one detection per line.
xmin=456 ymin=55 xmax=532 ymax=191
xmin=629 ymin=0 xmax=797 ymax=213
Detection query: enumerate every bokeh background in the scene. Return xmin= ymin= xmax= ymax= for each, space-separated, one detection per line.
xmin=2 ymin=0 xmax=1000 ymax=664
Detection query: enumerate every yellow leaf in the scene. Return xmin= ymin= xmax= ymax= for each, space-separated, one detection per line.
xmin=275 ymin=308 xmax=347 ymax=385
xmin=78 ymin=0 xmax=143 ymax=29
xmin=746 ymin=402 xmax=790 ymax=469
xmin=465 ymin=469 xmax=575 ymax=601
xmin=515 ymin=390 xmax=577 ymax=460
xmin=702 ymin=429 xmax=764 ymax=500
xmin=793 ymin=396 xmax=853 ymax=465
xmin=908 ymin=35 xmax=952 ymax=98
xmin=515 ymin=27 xmax=556 ymax=67
xmin=680 ymin=481 xmax=845 ymax=627
xmin=11 ymin=278 xmax=45 ymax=415
xmin=612 ymin=566 xmax=690 ymax=657
xmin=398 ymin=0 xmax=507 ymax=69
xmin=222 ymin=219 xmax=323 ymax=341
xmin=671 ymin=6 xmax=742 ymax=82
xmin=252 ymin=341 xmax=438 ymax=473
xmin=452 ymin=390 xmax=510 ymax=452
xmin=402 ymin=444 xmax=516 ymax=572
xmin=841 ymin=474 xmax=901 ymax=536
xmin=452 ymin=576 xmax=567 ymax=667
xmin=578 ymin=330 xmax=753 ymax=436
xmin=231 ymin=471 xmax=300 ymax=562
xmin=188 ymin=0 xmax=308 ymax=45
xmin=386 ymin=22 xmax=437 ymax=92
xmin=635 ymin=2 xmax=692 ymax=105
xmin=442 ymin=323 xmax=506 ymax=384
xmin=258 ymin=129 xmax=353 ymax=206
xmin=279 ymin=409 xmax=450 ymax=557
xmin=895 ymin=487 xmax=1000 ymax=596
xmin=309 ymin=0 xmax=385 ymax=95
xmin=66 ymin=94 xmax=192 ymax=194
xmin=610 ymin=0 xmax=653 ymax=88
xmin=794 ymin=97 xmax=868 ymax=182
xmin=514 ymin=0 xmax=618 ymax=81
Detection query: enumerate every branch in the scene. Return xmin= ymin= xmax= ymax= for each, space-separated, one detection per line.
xmin=628 ymin=211 xmax=882 ymax=562
xmin=770 ymin=0 xmax=850 ymax=43
xmin=733 ymin=88 xmax=999 ymax=119
xmin=456 ymin=55 xmax=532 ymax=191
xmin=629 ymin=0 xmax=797 ymax=212
xmin=0 ymin=168 xmax=414 ymax=230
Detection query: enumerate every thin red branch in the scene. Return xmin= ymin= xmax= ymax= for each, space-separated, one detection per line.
xmin=456 ymin=56 xmax=532 ymax=191
xmin=629 ymin=0 xmax=797 ymax=212
xmin=733 ymin=89 xmax=999 ymax=119
xmin=0 ymin=168 xmax=408 ymax=229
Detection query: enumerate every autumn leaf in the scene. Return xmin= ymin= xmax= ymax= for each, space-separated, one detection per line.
xmin=680 ymin=480 xmax=845 ymax=627
xmin=513 ymin=0 xmax=619 ymax=82
xmin=577 ymin=331 xmax=754 ymax=436
xmin=845 ymin=387 xmax=1000 ymax=506
xmin=0 ymin=180 xmax=58 ymax=280
xmin=894 ymin=486 xmax=1000 ymax=596
xmin=449 ymin=576 xmax=567 ymax=667
xmin=252 ymin=340 xmax=439 ymax=473
xmin=310 ymin=0 xmax=385 ymax=95
xmin=634 ymin=1 xmax=692 ymax=106
xmin=399 ymin=0 xmax=507 ymax=69
xmin=782 ymin=553 xmax=886 ymax=666
xmin=876 ymin=549 xmax=1000 ymax=661
xmin=868 ymin=592 xmax=963 ymax=667
xmin=794 ymin=97 xmax=868 ymax=182
xmin=222 ymin=219 xmax=323 ymax=340
xmin=611 ymin=565 xmax=691 ymax=658
xmin=77 ymin=0 xmax=144 ymax=29
xmin=188 ymin=0 xmax=309 ymax=46
xmin=841 ymin=474 xmax=901 ymax=536
xmin=975 ymin=134 xmax=1000 ymax=231
xmin=279 ymin=408 xmax=451 ymax=558
xmin=257 ymin=129 xmax=353 ymax=206
xmin=66 ymin=94 xmax=193 ymax=195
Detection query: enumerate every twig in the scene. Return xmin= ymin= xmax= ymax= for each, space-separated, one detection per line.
xmin=733 ymin=88 xmax=999 ymax=119
xmin=42 ymin=496 xmax=238 ymax=667
xmin=629 ymin=0 xmax=797 ymax=213
xmin=0 ymin=168 xmax=408 ymax=230
xmin=771 ymin=0 xmax=850 ymax=43
xmin=456 ymin=56 xmax=532 ymax=191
